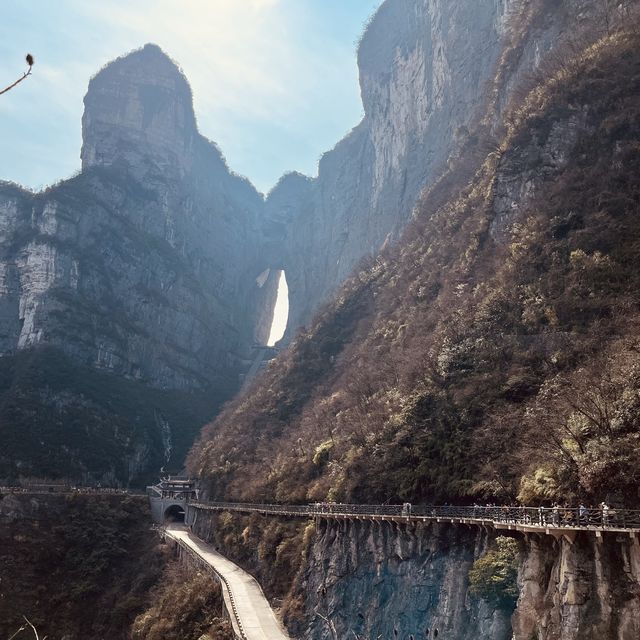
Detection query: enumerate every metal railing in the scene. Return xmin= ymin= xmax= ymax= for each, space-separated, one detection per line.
xmin=188 ymin=501 xmax=640 ymax=531
xmin=0 ymin=485 xmax=145 ymax=496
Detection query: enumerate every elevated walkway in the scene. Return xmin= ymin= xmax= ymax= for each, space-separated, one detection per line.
xmin=188 ymin=501 xmax=640 ymax=546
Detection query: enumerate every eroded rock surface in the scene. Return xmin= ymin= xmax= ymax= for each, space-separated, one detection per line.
xmin=302 ymin=519 xmax=511 ymax=640
xmin=0 ymin=45 xmax=275 ymax=483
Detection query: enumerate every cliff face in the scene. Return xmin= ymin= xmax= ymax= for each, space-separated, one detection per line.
xmin=20 ymin=44 xmax=271 ymax=387
xmin=266 ymin=0 xmax=511 ymax=334
xmin=265 ymin=0 xmax=612 ymax=338
xmin=514 ymin=535 xmax=640 ymax=640
xmin=302 ymin=520 xmax=511 ymax=640
xmin=305 ymin=524 xmax=640 ymax=640
xmin=0 ymin=44 xmax=276 ymax=484
xmin=305 ymin=522 xmax=640 ymax=640
xmin=262 ymin=0 xmax=519 ymax=335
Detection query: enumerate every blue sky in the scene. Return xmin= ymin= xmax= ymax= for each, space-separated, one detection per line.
xmin=0 ymin=0 xmax=381 ymax=194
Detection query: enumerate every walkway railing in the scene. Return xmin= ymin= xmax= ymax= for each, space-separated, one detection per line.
xmin=188 ymin=501 xmax=640 ymax=532
xmin=0 ymin=485 xmax=145 ymax=496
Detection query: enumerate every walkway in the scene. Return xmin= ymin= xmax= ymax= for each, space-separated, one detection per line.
xmin=164 ymin=524 xmax=290 ymax=640
xmin=188 ymin=502 xmax=640 ymax=545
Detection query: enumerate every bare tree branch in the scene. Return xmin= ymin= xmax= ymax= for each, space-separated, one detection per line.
xmin=7 ymin=626 xmax=26 ymax=640
xmin=22 ymin=616 xmax=46 ymax=640
xmin=0 ymin=54 xmax=34 ymax=96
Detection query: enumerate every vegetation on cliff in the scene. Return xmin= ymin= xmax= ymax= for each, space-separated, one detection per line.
xmin=190 ymin=23 xmax=640 ymax=509
xmin=132 ymin=562 xmax=232 ymax=640
xmin=0 ymin=494 xmax=163 ymax=639
xmin=469 ymin=536 xmax=520 ymax=610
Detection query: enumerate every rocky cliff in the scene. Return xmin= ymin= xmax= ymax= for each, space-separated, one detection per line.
xmin=303 ymin=522 xmax=640 ymax=640
xmin=263 ymin=0 xmax=601 ymax=336
xmin=302 ymin=519 xmax=511 ymax=640
xmin=189 ymin=1 xmax=640 ymax=638
xmin=265 ymin=0 xmax=512 ymax=335
xmin=0 ymin=44 xmax=277 ymax=485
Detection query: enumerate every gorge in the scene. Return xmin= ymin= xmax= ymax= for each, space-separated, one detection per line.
xmin=1 ymin=0 xmax=640 ymax=638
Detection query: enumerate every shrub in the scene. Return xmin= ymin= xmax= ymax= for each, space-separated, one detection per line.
xmin=469 ymin=537 xmax=520 ymax=610
xmin=312 ymin=439 xmax=334 ymax=466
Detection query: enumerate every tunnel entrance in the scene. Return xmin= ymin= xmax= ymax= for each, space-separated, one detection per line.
xmin=267 ymin=271 xmax=289 ymax=346
xmin=164 ymin=504 xmax=185 ymax=523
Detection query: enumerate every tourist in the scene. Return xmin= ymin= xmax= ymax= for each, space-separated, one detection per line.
xmin=601 ymin=502 xmax=610 ymax=526
xmin=579 ymin=503 xmax=588 ymax=525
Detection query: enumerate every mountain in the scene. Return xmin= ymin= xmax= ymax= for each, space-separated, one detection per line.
xmin=0 ymin=2 xmax=610 ymax=487
xmin=262 ymin=0 xmax=595 ymax=336
xmin=187 ymin=1 xmax=640 ymax=638
xmin=0 ymin=44 xmax=276 ymax=486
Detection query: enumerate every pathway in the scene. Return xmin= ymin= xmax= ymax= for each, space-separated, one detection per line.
xmin=164 ymin=524 xmax=290 ymax=640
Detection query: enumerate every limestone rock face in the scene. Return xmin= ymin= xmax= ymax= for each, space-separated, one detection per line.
xmin=265 ymin=0 xmax=605 ymax=338
xmin=266 ymin=0 xmax=513 ymax=336
xmin=302 ymin=523 xmax=640 ymax=640
xmin=0 ymin=47 xmax=269 ymax=390
xmin=0 ymin=45 xmax=273 ymax=484
xmin=513 ymin=536 xmax=640 ymax=640
xmin=301 ymin=519 xmax=512 ymax=640
xmin=81 ymin=43 xmax=197 ymax=178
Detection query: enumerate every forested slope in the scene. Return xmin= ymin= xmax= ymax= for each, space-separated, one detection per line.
xmin=190 ymin=24 xmax=640 ymax=509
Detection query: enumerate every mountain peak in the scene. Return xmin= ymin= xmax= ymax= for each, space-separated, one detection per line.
xmin=80 ymin=44 xmax=197 ymax=176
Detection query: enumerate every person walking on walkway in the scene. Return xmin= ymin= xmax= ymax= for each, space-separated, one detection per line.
xmin=601 ymin=502 xmax=610 ymax=526
xmin=579 ymin=503 xmax=588 ymax=525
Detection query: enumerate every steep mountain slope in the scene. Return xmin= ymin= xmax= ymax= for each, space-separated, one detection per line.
xmin=0 ymin=44 xmax=276 ymax=485
xmin=188 ymin=17 xmax=640 ymax=640
xmin=262 ymin=0 xmax=604 ymax=336
xmin=191 ymin=24 xmax=640 ymax=508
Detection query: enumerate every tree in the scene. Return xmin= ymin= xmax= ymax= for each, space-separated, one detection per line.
xmin=0 ymin=54 xmax=34 ymax=96
xmin=469 ymin=537 xmax=519 ymax=610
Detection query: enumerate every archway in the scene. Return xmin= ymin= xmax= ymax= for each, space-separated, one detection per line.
xmin=164 ymin=504 xmax=185 ymax=523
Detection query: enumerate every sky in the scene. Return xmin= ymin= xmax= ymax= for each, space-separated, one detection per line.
xmin=268 ymin=272 xmax=289 ymax=345
xmin=0 ymin=0 xmax=381 ymax=194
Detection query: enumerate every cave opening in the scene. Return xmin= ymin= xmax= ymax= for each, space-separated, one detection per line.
xmin=267 ymin=270 xmax=289 ymax=346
